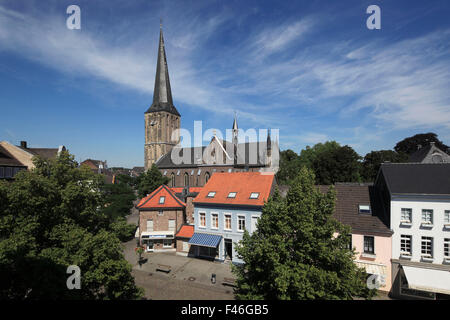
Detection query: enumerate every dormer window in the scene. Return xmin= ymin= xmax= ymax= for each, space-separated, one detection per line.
xmin=359 ymin=205 xmax=371 ymax=215
xmin=207 ymin=191 xmax=216 ymax=198
xmin=249 ymin=192 xmax=260 ymax=199
xmin=159 ymin=196 xmax=165 ymax=204
xmin=227 ymin=192 xmax=237 ymax=198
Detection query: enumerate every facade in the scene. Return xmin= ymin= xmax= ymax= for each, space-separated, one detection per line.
xmin=319 ymin=184 xmax=393 ymax=293
xmin=376 ymin=163 xmax=450 ymax=299
xmin=136 ymin=185 xmax=186 ymax=252
xmin=136 ymin=185 xmax=202 ymax=253
xmin=190 ymin=172 xmax=275 ymax=264
xmin=144 ymin=27 xmax=279 ymax=183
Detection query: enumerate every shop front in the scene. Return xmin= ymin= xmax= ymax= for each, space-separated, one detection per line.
xmin=141 ymin=231 xmax=175 ymax=252
xmin=188 ymin=232 xmax=222 ymax=261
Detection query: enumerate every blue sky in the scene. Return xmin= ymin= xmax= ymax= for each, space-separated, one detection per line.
xmin=0 ymin=0 xmax=449 ymax=168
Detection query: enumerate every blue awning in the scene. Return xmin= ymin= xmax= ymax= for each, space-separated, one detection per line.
xmin=188 ymin=233 xmax=222 ymax=248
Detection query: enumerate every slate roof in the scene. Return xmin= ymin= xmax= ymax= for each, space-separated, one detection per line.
xmin=380 ymin=163 xmax=450 ymax=195
xmin=145 ymin=27 xmax=180 ymax=116
xmin=318 ymin=183 xmax=392 ymax=236
xmin=136 ymin=184 xmax=186 ymax=209
xmin=193 ymin=172 xmax=275 ymax=207
xmin=408 ymin=143 xmax=450 ymax=163
xmin=18 ymin=147 xmax=60 ymax=160
xmin=155 ymin=141 xmax=271 ymax=168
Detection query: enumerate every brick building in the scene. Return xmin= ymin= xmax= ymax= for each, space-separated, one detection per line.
xmin=136 ymin=185 xmax=202 ymax=253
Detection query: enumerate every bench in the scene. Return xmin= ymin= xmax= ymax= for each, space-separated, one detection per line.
xmin=222 ymin=277 xmax=236 ymax=287
xmin=156 ymin=264 xmax=171 ymax=273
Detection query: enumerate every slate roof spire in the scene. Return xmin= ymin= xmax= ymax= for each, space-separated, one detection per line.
xmin=146 ymin=23 xmax=180 ymax=116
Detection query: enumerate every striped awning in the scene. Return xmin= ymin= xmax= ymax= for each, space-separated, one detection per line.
xmin=355 ymin=261 xmax=387 ymax=275
xmin=188 ymin=233 xmax=222 ymax=248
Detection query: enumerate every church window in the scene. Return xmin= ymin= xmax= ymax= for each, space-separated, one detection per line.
xmin=205 ymin=172 xmax=210 ymax=184
xmin=171 ymin=173 xmax=175 ymax=187
xmin=184 ymin=173 xmax=189 ymax=187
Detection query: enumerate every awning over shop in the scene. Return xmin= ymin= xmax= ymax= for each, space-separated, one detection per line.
xmin=188 ymin=233 xmax=222 ymax=248
xmin=141 ymin=231 xmax=175 ymax=239
xmin=355 ymin=261 xmax=387 ymax=276
xmin=402 ymin=266 xmax=450 ymax=295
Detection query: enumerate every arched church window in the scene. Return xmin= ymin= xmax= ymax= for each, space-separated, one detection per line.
xmin=184 ymin=172 xmax=189 ymax=187
xmin=205 ymin=172 xmax=210 ymax=184
xmin=171 ymin=173 xmax=175 ymax=187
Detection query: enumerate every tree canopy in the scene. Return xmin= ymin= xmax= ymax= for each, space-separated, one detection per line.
xmin=0 ymin=151 xmax=143 ymax=299
xmin=394 ymin=132 xmax=449 ymax=155
xmin=361 ymin=150 xmax=408 ymax=182
xmin=233 ymin=167 xmax=374 ymax=300
xmin=137 ymin=164 xmax=169 ymax=198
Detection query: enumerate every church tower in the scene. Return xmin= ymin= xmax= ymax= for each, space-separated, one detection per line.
xmin=145 ymin=24 xmax=181 ymax=171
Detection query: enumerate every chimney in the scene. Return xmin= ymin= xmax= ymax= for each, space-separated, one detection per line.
xmin=417 ymin=144 xmax=422 ymax=150
xmin=20 ymin=141 xmax=27 ymax=149
xmin=430 ymin=142 xmax=435 ymax=147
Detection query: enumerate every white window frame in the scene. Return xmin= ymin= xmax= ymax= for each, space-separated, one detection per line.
xmin=199 ymin=212 xmax=206 ymax=228
xmin=163 ymin=239 xmax=172 ymax=248
xmin=400 ymin=235 xmax=412 ymax=256
xmin=444 ymin=210 xmax=450 ymax=226
xmin=168 ymin=219 xmax=176 ymax=232
xmin=227 ymin=192 xmax=237 ymax=198
xmin=146 ymin=219 xmax=153 ymax=232
xmin=211 ymin=212 xmax=219 ymax=230
xmin=421 ymin=236 xmax=433 ymax=259
xmin=237 ymin=215 xmax=246 ymax=232
xmin=444 ymin=238 xmax=450 ymax=259
xmin=421 ymin=209 xmax=433 ymax=226
xmin=224 ymin=213 xmax=232 ymax=231
xmin=159 ymin=196 xmax=165 ymax=204
xmin=251 ymin=215 xmax=259 ymax=233
xmin=249 ymin=192 xmax=260 ymax=199
xmin=359 ymin=205 xmax=371 ymax=214
xmin=400 ymin=208 xmax=412 ymax=224
xmin=363 ymin=236 xmax=375 ymax=255
xmin=207 ymin=191 xmax=216 ymax=198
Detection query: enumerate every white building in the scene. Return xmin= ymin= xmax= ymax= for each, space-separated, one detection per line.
xmin=375 ymin=163 xmax=450 ymax=299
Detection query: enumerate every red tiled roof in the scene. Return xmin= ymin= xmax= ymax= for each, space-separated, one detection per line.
xmin=136 ymin=185 xmax=186 ymax=209
xmin=193 ymin=172 xmax=274 ymax=206
xmin=170 ymin=187 xmax=203 ymax=194
xmin=176 ymin=225 xmax=194 ymax=238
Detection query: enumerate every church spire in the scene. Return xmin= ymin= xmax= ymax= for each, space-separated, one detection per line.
xmin=146 ymin=24 xmax=180 ymax=116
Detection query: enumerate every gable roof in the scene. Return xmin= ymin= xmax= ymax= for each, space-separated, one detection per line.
xmin=318 ymin=184 xmax=391 ymax=236
xmin=193 ymin=172 xmax=274 ymax=207
xmin=136 ymin=184 xmax=186 ymax=209
xmin=408 ymin=143 xmax=450 ymax=163
xmin=380 ymin=163 xmax=450 ymax=196
xmin=0 ymin=144 xmax=26 ymax=167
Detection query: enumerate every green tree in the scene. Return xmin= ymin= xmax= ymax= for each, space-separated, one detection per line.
xmin=394 ymin=132 xmax=449 ymax=155
xmin=298 ymin=141 xmax=341 ymax=169
xmin=233 ymin=167 xmax=375 ymax=300
xmin=276 ymin=149 xmax=301 ymax=185
xmin=361 ymin=150 xmax=408 ymax=182
xmin=137 ymin=164 xmax=169 ymax=198
xmin=312 ymin=145 xmax=361 ymax=185
xmin=0 ymin=151 xmax=143 ymax=299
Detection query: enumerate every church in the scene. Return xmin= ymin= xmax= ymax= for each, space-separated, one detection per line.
xmin=144 ymin=26 xmax=279 ymax=187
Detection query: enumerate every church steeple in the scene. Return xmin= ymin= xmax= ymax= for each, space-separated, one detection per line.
xmin=146 ymin=24 xmax=180 ymax=116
